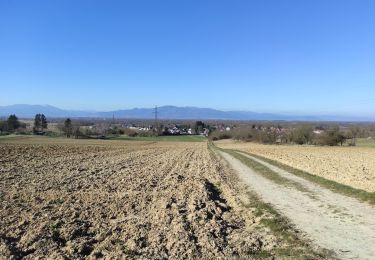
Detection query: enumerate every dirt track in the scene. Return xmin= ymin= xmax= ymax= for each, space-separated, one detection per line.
xmin=216 ymin=140 xmax=375 ymax=192
xmin=0 ymin=140 xmax=283 ymax=259
xmin=219 ymin=150 xmax=375 ymax=260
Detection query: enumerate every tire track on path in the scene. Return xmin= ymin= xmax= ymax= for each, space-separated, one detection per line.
xmin=219 ymin=150 xmax=375 ymax=260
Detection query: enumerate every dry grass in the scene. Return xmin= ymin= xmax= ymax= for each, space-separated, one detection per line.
xmin=215 ymin=140 xmax=375 ymax=193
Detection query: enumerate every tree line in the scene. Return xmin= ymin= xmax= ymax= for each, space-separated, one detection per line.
xmin=0 ymin=114 xmax=79 ymax=138
xmin=209 ymin=124 xmax=362 ymax=146
xmin=0 ymin=114 xmax=50 ymax=135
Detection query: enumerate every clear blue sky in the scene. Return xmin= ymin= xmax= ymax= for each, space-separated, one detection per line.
xmin=1 ymin=0 xmax=374 ymax=115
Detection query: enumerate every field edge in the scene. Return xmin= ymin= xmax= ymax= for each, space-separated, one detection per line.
xmin=213 ymin=141 xmax=375 ymax=205
xmin=208 ymin=142 xmax=337 ymax=259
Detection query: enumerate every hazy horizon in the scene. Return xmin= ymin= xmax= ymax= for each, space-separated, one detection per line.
xmin=2 ymin=104 xmax=375 ymax=121
xmin=1 ymin=1 xmax=375 ymax=116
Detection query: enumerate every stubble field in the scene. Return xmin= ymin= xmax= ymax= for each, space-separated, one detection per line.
xmin=216 ymin=140 xmax=375 ymax=192
xmin=0 ymin=137 xmax=285 ymax=259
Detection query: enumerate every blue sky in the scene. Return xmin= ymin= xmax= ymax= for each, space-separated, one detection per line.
xmin=0 ymin=0 xmax=374 ymax=115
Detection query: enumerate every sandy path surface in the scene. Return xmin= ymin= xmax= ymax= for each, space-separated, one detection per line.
xmin=219 ymin=150 xmax=375 ymax=260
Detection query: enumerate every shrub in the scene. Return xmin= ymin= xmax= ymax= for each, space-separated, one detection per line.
xmin=290 ymin=126 xmax=313 ymax=145
xmin=209 ymin=131 xmax=232 ymax=141
xmin=123 ymin=128 xmax=138 ymax=137
xmin=312 ymin=127 xmax=347 ymax=146
xmin=138 ymin=131 xmax=154 ymax=137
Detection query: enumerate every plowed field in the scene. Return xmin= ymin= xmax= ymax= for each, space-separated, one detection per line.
xmin=0 ymin=138 xmax=282 ymax=259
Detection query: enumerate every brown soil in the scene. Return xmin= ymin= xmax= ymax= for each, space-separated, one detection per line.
xmin=0 ymin=140 xmax=279 ymax=259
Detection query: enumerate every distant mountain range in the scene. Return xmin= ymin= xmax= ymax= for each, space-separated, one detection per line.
xmin=0 ymin=104 xmax=373 ymax=121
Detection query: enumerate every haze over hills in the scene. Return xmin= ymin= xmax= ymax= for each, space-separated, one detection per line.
xmin=0 ymin=104 xmax=373 ymax=122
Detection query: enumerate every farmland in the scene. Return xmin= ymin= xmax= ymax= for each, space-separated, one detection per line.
xmin=0 ymin=136 xmax=328 ymax=259
xmin=0 ymin=134 xmax=206 ymax=144
xmin=216 ymin=140 xmax=375 ymax=193
xmin=111 ymin=135 xmax=206 ymax=142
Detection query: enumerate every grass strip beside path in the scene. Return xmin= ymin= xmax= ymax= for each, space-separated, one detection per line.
xmin=230 ymin=148 xmax=375 ymax=205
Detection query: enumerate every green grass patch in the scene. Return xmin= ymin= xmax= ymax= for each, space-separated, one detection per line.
xmin=0 ymin=134 xmax=25 ymax=139
xmin=0 ymin=134 xmax=206 ymax=144
xmin=235 ymin=150 xmax=375 ymax=205
xmin=356 ymin=138 xmax=375 ymax=148
xmin=0 ymin=134 xmax=32 ymax=142
xmin=111 ymin=135 xmax=206 ymax=142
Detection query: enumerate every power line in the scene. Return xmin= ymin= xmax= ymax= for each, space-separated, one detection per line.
xmin=153 ymin=105 xmax=158 ymax=135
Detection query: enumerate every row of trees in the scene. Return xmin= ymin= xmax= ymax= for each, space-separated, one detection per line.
xmin=0 ymin=114 xmax=83 ymax=138
xmin=288 ymin=126 xmax=359 ymax=146
xmin=0 ymin=114 xmax=49 ymax=135
xmin=0 ymin=114 xmax=78 ymax=139
xmin=209 ymin=125 xmax=360 ymax=146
